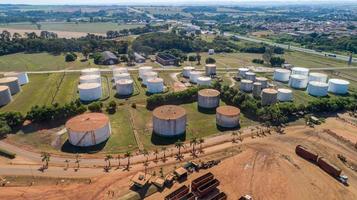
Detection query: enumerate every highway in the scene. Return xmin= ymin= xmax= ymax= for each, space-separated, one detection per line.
xmin=227 ymin=33 xmax=356 ymax=63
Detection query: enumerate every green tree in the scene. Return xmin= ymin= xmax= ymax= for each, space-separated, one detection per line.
xmin=205 ymin=57 xmax=216 ymax=64
xmin=175 ymin=140 xmax=184 ymax=159
xmin=41 ymin=152 xmax=50 ymax=169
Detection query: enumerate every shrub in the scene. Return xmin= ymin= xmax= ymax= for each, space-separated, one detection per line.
xmin=65 ymin=52 xmax=77 ymax=62
xmin=106 ymin=100 xmax=117 ymax=113
xmin=131 ymin=103 xmax=137 ymax=109
xmin=205 ymin=57 xmax=216 ymax=64
xmin=0 ymin=112 xmax=24 ymax=128
xmin=188 ymin=55 xmax=196 ymax=61
xmin=0 ymin=120 xmax=11 ymax=138
xmin=252 ymin=58 xmax=264 ymax=64
xmin=0 ymin=148 xmax=16 ymax=159
xmin=270 ymin=57 xmax=285 ymax=67
xmin=88 ymin=101 xmax=103 ymax=112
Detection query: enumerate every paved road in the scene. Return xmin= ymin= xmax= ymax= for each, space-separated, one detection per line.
xmin=228 ymin=33 xmax=356 ymax=63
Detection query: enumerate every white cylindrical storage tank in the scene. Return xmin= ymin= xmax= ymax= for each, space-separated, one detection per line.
xmin=307 ymin=81 xmax=328 ymax=97
xmin=65 ymin=113 xmax=111 ymax=147
xmin=253 ymin=82 xmax=262 ymax=98
xmin=245 ymin=72 xmax=256 ymax=82
xmin=197 ymin=76 xmax=212 ymax=86
xmin=0 ymin=77 xmax=20 ymax=95
xmin=183 ymin=66 xmax=195 ymax=78
xmin=139 ymin=66 xmax=153 ymax=79
xmin=205 ymin=64 xmax=216 ymax=76
xmin=79 ymin=75 xmax=101 ymax=84
xmin=289 ymin=74 xmax=308 ymax=89
xmin=113 ymin=72 xmax=131 ymax=82
xmin=328 ymin=79 xmax=350 ymax=95
xmin=112 ymin=67 xmax=128 ymax=74
xmin=238 ymin=68 xmax=250 ymax=78
xmin=0 ymin=86 xmax=12 ymax=106
xmin=78 ymin=83 xmax=102 ymax=101
xmin=4 ymin=72 xmax=29 ymax=85
xmin=308 ymin=72 xmax=328 ymax=83
xmin=142 ymin=71 xmax=158 ymax=86
xmin=216 ymin=106 xmax=240 ymax=128
xmin=115 ymin=79 xmax=133 ymax=96
xmin=189 ymin=71 xmax=204 ymax=84
xmin=255 ymin=77 xmax=268 ymax=88
xmin=273 ymin=69 xmax=291 ymax=82
xmin=292 ymin=67 xmax=309 ymax=76
xmin=153 ymin=105 xmax=186 ymax=137
xmin=81 ymin=68 xmax=100 ymax=76
xmin=198 ymin=89 xmax=220 ymax=109
xmin=240 ymin=79 xmax=253 ymax=92
xmin=277 ymin=88 xmax=293 ymax=102
xmin=261 ymin=88 xmax=278 ymax=106
xmin=147 ymin=78 xmax=164 ymax=94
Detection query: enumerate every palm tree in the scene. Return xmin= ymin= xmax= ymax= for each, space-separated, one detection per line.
xmin=143 ymin=160 xmax=149 ymax=175
xmin=124 ymin=151 xmax=132 ymax=170
xmin=238 ymin=130 xmax=243 ymax=141
xmin=64 ymin=159 xmax=70 ymax=170
xmin=161 ymin=147 xmax=167 ymax=162
xmin=142 ymin=149 xmax=149 ymax=162
xmin=105 ymin=155 xmax=113 ymax=169
xmin=198 ymin=138 xmax=205 ymax=153
xmin=75 ymin=154 xmax=81 ymax=171
xmin=231 ymin=132 xmax=238 ymax=143
xmin=190 ymin=137 xmax=198 ymax=157
xmin=116 ymin=154 xmax=121 ymax=169
xmin=40 ymin=152 xmax=50 ymax=169
xmin=175 ymin=140 xmax=184 ymax=160
xmin=153 ymin=149 xmax=159 ymax=163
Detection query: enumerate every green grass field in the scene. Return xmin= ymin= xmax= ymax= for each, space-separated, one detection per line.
xmin=0 ymin=22 xmax=144 ymax=34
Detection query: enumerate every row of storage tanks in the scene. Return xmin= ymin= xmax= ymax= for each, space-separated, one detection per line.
xmin=273 ymin=67 xmax=350 ymax=97
xmin=182 ymin=64 xmax=217 ymax=86
xmin=153 ymin=89 xmax=240 ymax=137
xmin=78 ymin=68 xmax=103 ymax=101
xmin=0 ymin=72 xmax=29 ymax=106
xmin=238 ymin=67 xmax=290 ymax=105
xmin=138 ymin=66 xmax=165 ymax=94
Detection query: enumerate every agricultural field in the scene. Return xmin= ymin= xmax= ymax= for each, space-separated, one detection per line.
xmin=133 ymin=6 xmax=192 ymax=17
xmin=0 ymin=22 xmax=144 ymax=34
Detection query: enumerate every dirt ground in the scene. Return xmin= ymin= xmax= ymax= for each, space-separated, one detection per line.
xmin=318 ymin=116 xmax=357 ymax=144
xmin=0 ymin=119 xmax=356 ymax=200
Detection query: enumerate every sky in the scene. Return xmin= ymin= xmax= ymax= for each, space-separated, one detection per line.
xmin=0 ymin=0 xmax=355 ymax=5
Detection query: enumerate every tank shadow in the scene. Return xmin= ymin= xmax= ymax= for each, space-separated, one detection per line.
xmin=61 ymin=139 xmax=108 ymax=154
xmin=151 ymin=132 xmax=186 ymax=145
xmin=216 ymin=124 xmax=241 ymax=132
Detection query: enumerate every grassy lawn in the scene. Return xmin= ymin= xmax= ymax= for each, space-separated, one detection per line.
xmin=0 ymin=53 xmax=100 ymax=72
xmin=0 ymin=22 xmax=144 ymax=34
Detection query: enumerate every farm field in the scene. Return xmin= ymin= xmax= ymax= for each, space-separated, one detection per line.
xmin=0 ymin=22 xmax=144 ymax=34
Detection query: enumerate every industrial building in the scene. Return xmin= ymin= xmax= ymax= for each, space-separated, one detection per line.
xmin=152 ymin=105 xmax=187 ymax=137
xmin=100 ymin=51 xmax=119 ymax=65
xmin=156 ymin=53 xmax=178 ymax=66
xmin=65 ymin=113 xmax=111 ymax=147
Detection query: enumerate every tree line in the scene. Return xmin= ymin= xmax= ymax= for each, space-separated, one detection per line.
xmin=106 ymin=24 xmax=169 ymax=39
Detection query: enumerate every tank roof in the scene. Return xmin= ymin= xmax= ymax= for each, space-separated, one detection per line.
xmin=263 ymin=88 xmax=278 ymax=94
xmin=275 ymin=68 xmax=290 ymax=73
xmin=114 ymin=72 xmax=130 ymax=77
xmin=216 ymin=106 xmax=240 ymax=116
xmin=290 ymin=74 xmax=307 ymax=79
xmin=0 ymin=85 xmax=9 ymax=91
xmin=0 ymin=77 xmax=18 ymax=83
xmin=253 ymin=82 xmax=262 ymax=85
xmin=80 ymin=75 xmax=100 ymax=79
xmin=329 ymin=79 xmax=350 ymax=85
xmin=241 ymin=79 xmax=253 ymax=84
xmin=4 ymin=72 xmax=22 ymax=76
xmin=148 ymin=77 xmax=163 ymax=83
xmin=278 ymin=88 xmax=292 ymax=93
xmin=309 ymin=81 xmax=328 ymax=87
xmin=197 ymin=76 xmax=211 ymax=81
xmin=116 ymin=79 xmax=133 ymax=84
xmin=198 ymin=89 xmax=220 ymax=97
xmin=78 ymin=83 xmax=101 ymax=89
xmin=205 ymin=64 xmax=216 ymax=68
xmin=153 ymin=105 xmax=186 ymax=120
xmin=238 ymin=67 xmax=249 ymax=71
xmin=245 ymin=72 xmax=256 ymax=75
xmin=139 ymin=66 xmax=153 ymax=70
xmin=66 ymin=113 xmax=109 ymax=132
xmin=183 ymin=66 xmax=195 ymax=70
xmin=292 ymin=67 xmax=309 ymax=72
xmin=256 ymin=77 xmax=268 ymax=81
xmin=309 ymin=72 xmax=327 ymax=77
xmin=190 ymin=71 xmax=203 ymax=75
xmin=143 ymin=71 xmax=157 ymax=76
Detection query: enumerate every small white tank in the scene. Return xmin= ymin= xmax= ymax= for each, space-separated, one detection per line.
xmin=277 ymin=88 xmax=293 ymax=102
xmin=81 ymin=68 xmax=100 ymax=76
xmin=4 ymin=72 xmax=29 ymax=85
xmin=78 ymin=83 xmax=102 ymax=101
xmin=238 ymin=68 xmax=250 ymax=78
xmin=261 ymin=88 xmax=278 ymax=106
xmin=112 ymin=67 xmax=128 ymax=74
xmin=208 ymin=49 xmax=215 ymax=55
xmin=147 ymin=78 xmax=164 ymax=94
xmin=289 ymin=74 xmax=308 ymax=89
xmin=189 ymin=71 xmax=204 ymax=84
xmin=308 ymin=72 xmax=328 ymax=83
xmin=197 ymin=76 xmax=212 ymax=86
xmin=113 ymin=72 xmax=131 ymax=82
xmin=139 ymin=66 xmax=153 ymax=79
xmin=273 ymin=68 xmax=291 ymax=82
xmin=308 ymin=81 xmax=328 ymax=97
xmin=183 ymin=66 xmax=195 ymax=78
xmin=328 ymin=79 xmax=349 ymax=95
xmin=0 ymin=86 xmax=12 ymax=106
xmin=142 ymin=71 xmax=158 ymax=86
xmin=116 ymin=79 xmax=133 ymax=96
xmin=79 ymin=75 xmax=101 ymax=84
xmin=240 ymin=79 xmax=253 ymax=92
xmin=205 ymin=64 xmax=216 ymax=76
xmin=245 ymin=72 xmax=256 ymax=81
xmin=253 ymin=82 xmax=262 ymax=98
xmin=292 ymin=67 xmax=309 ymax=76
xmin=255 ymin=77 xmax=268 ymax=88
xmin=0 ymin=77 xmax=20 ymax=95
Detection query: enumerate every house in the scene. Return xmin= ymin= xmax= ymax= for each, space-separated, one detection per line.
xmin=156 ymin=53 xmax=178 ymax=66
xmin=134 ymin=52 xmax=145 ymax=63
xmin=101 ymin=51 xmax=119 ymax=65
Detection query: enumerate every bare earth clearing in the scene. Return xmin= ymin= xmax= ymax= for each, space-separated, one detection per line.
xmin=0 ymin=28 xmax=104 ymax=39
